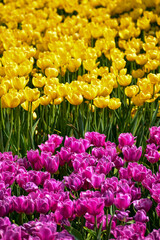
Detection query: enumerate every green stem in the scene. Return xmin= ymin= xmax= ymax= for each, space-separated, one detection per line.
xmin=4 ymin=108 xmax=13 ymax=152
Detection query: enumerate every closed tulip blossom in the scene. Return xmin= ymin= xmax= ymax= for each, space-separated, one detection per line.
xmin=27 ymin=150 xmax=43 ymax=170
xmin=145 ymin=148 xmax=160 ymax=164
xmin=57 ymin=147 xmax=72 ymax=166
xmin=58 ymin=199 xmax=74 ymax=219
xmin=44 ymin=155 xmax=59 ymax=174
xmin=86 ymin=197 xmax=104 ymax=216
xmin=118 ymin=133 xmax=136 ymax=149
xmin=114 ymin=193 xmax=131 ymax=210
xmin=134 ymin=209 xmax=149 ymax=223
xmin=148 ymin=126 xmax=160 ymax=145
xmin=102 ymin=189 xmax=114 ymax=207
xmin=131 ymin=164 xmax=148 ymax=182
xmin=122 ymin=145 xmax=142 ymax=162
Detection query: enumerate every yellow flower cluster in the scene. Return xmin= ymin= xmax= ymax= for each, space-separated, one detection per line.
xmin=0 ymin=0 xmax=160 ymax=113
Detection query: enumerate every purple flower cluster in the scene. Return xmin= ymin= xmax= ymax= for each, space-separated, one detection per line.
xmin=0 ymin=129 xmax=160 ymax=239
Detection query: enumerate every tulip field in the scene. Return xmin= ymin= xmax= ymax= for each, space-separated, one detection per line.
xmin=0 ymin=0 xmax=160 ymax=239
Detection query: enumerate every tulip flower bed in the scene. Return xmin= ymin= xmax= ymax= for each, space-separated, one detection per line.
xmin=0 ymin=0 xmax=160 ymax=155
xmin=0 ymin=127 xmax=160 ymax=239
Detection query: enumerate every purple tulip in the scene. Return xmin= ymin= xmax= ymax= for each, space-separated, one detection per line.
xmin=64 ymin=173 xmax=83 ymax=191
xmin=114 ymin=193 xmax=131 ymax=210
xmin=75 ymin=198 xmax=88 ymax=216
xmin=23 ymin=182 xmax=38 ymax=192
xmin=95 ymin=156 xmax=113 ymax=175
xmin=64 ymin=136 xmax=86 ymax=153
xmin=47 ymin=134 xmax=63 ymax=147
xmin=115 ymin=210 xmax=133 ymax=222
xmin=118 ymin=133 xmax=136 ymax=149
xmin=57 ymin=147 xmax=72 ymax=166
xmin=85 ymin=132 xmax=106 ymax=147
xmin=86 ymin=197 xmax=104 ymax=216
xmin=133 ymin=198 xmax=152 ymax=212
xmin=28 ymin=171 xmax=42 ymax=186
xmin=17 ymin=157 xmax=31 ymax=169
xmin=44 ymin=155 xmax=59 ymax=174
xmin=145 ymin=149 xmax=160 ymax=164
xmin=27 ymin=149 xmax=43 ymax=170
xmin=0 ymin=200 xmax=10 ymax=217
xmin=148 ymin=126 xmax=160 ymax=145
xmin=24 ymin=197 xmax=35 ymax=215
xmin=102 ymin=189 xmax=114 ymax=207
xmin=131 ymin=164 xmax=148 ymax=182
xmin=3 ymin=225 xmax=22 ymax=240
xmin=43 ymin=179 xmax=64 ymax=192
xmin=16 ymin=173 xmax=29 ymax=188
xmin=113 ymin=156 xmax=125 ymax=169
xmin=58 ymin=199 xmax=74 ymax=219
xmin=122 ymin=145 xmax=142 ymax=162
xmin=134 ymin=209 xmax=149 ymax=223
xmin=12 ymin=196 xmax=28 ymax=213
xmin=36 ymin=197 xmax=50 ymax=214
xmin=91 ymin=147 xmax=105 ymax=159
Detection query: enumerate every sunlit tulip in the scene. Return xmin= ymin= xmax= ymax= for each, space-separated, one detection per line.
xmin=24 ymin=86 xmax=40 ymax=102
xmin=54 ymin=97 xmax=63 ymax=105
xmin=45 ymin=67 xmax=59 ymax=78
xmin=125 ymin=85 xmax=139 ymax=98
xmin=117 ymin=75 xmax=132 ymax=87
xmin=108 ymin=98 xmax=121 ymax=110
xmin=32 ymin=76 xmax=46 ymax=88
xmin=11 ymin=77 xmax=29 ymax=90
xmin=93 ymin=96 xmax=110 ymax=108
xmin=40 ymin=95 xmax=51 ymax=106
xmin=66 ymin=93 xmax=83 ymax=105
xmin=1 ymin=92 xmax=20 ymax=108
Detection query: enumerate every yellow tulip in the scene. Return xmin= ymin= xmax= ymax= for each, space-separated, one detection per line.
xmin=93 ymin=96 xmax=110 ymax=108
xmin=132 ymin=69 xmax=144 ymax=78
xmin=0 ymin=84 xmax=7 ymax=97
xmin=54 ymin=97 xmax=63 ymax=105
xmin=148 ymin=73 xmax=160 ymax=84
xmin=11 ymin=77 xmax=29 ymax=90
xmin=44 ymin=85 xmax=57 ymax=99
xmin=57 ymin=84 xmax=70 ymax=97
xmin=125 ymin=85 xmax=139 ymax=98
xmin=83 ymin=59 xmax=99 ymax=72
xmin=108 ymin=98 xmax=121 ymax=110
xmin=32 ymin=76 xmax=46 ymax=88
xmin=131 ymin=93 xmax=144 ymax=106
xmin=112 ymin=58 xmax=126 ymax=71
xmin=97 ymin=84 xmax=113 ymax=96
xmin=45 ymin=67 xmax=59 ymax=78
xmin=1 ymin=92 xmax=20 ymax=108
xmin=82 ymin=84 xmax=98 ymax=100
xmin=117 ymin=75 xmax=132 ymax=87
xmin=40 ymin=95 xmax=51 ymax=106
xmin=137 ymin=17 xmax=151 ymax=31
xmin=67 ymin=58 xmax=81 ymax=72
xmin=24 ymin=87 xmax=40 ymax=102
xmin=66 ymin=93 xmax=83 ymax=105
xmin=21 ymin=99 xmax=40 ymax=112
xmin=136 ymin=54 xmax=148 ymax=65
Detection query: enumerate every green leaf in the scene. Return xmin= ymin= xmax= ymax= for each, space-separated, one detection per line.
xmin=97 ymin=221 xmax=103 ymax=240
xmin=65 ymin=226 xmax=84 ymax=240
xmin=151 ymin=103 xmax=159 ymax=126
xmin=32 ymin=118 xmax=40 ymax=137
xmin=83 ymin=227 xmax=96 ymax=237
